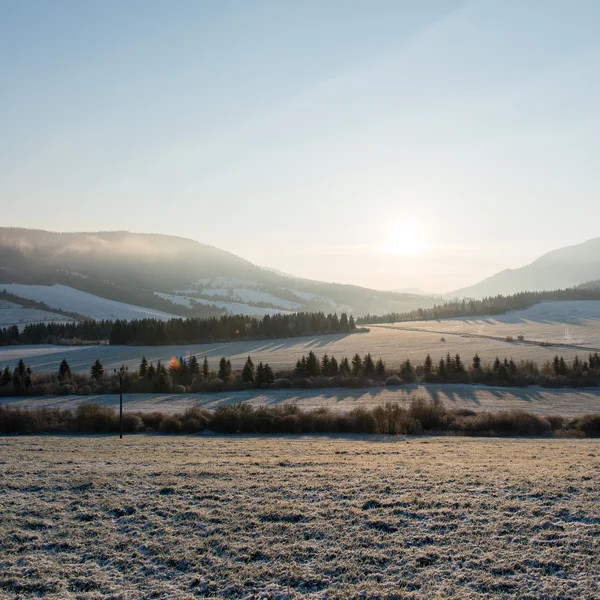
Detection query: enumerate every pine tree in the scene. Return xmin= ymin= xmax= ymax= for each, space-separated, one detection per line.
xmin=472 ymin=354 xmax=481 ymax=371
xmin=363 ymin=353 xmax=375 ymax=375
xmin=328 ymin=356 xmax=339 ymax=376
xmin=255 ymin=362 xmax=265 ymax=386
xmin=559 ymin=356 xmax=567 ymax=375
xmin=306 ymin=351 xmax=320 ymax=377
xmin=349 ymin=315 xmax=356 ymax=330
xmin=351 ymin=353 xmax=362 ymax=377
xmin=218 ymin=357 xmax=230 ymax=381
xmin=508 ymin=359 xmax=517 ymax=375
xmin=340 ymin=313 xmax=349 ymax=332
xmin=424 ymin=354 xmax=433 ymax=375
xmin=242 ymin=356 xmax=255 ymax=383
xmin=147 ymin=363 xmax=156 ymax=380
xmin=16 ymin=359 xmax=26 ymax=377
xmin=263 ymin=363 xmax=275 ymax=384
xmin=24 ymin=366 xmax=32 ymax=389
xmin=139 ymin=356 xmax=148 ymax=377
xmin=454 ymin=354 xmax=464 ymax=374
xmin=91 ymin=359 xmax=104 ymax=381
xmin=189 ymin=356 xmax=200 ymax=376
xmin=321 ymin=354 xmax=330 ymax=374
xmin=340 ymin=357 xmax=351 ymax=377
xmin=438 ymin=358 xmax=447 ymax=379
xmin=375 ymin=358 xmax=385 ymax=376
xmin=552 ymin=355 xmax=560 ymax=376
xmin=202 ymin=357 xmax=210 ymax=379
xmin=1 ymin=366 xmax=11 ymax=386
xmin=58 ymin=359 xmax=71 ymax=381
xmin=401 ymin=359 xmax=413 ymax=374
xmin=493 ymin=357 xmax=501 ymax=371
xmin=12 ymin=370 xmax=22 ymax=390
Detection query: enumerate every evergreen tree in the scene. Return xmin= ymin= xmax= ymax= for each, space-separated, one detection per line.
xmin=242 ymin=356 xmax=255 ymax=383
xmin=24 ymin=366 xmax=32 ymax=389
xmin=351 ymin=353 xmax=362 ymax=376
xmin=255 ymin=362 xmax=265 ymax=386
xmin=263 ymin=363 xmax=275 ymax=385
xmin=348 ymin=315 xmax=356 ymax=330
xmin=139 ymin=356 xmax=148 ymax=377
xmin=363 ymin=353 xmax=375 ymax=375
xmin=559 ymin=356 xmax=567 ymax=375
xmin=340 ymin=357 xmax=351 ymax=377
xmin=218 ymin=357 xmax=230 ymax=381
xmin=445 ymin=352 xmax=453 ymax=372
xmin=147 ymin=363 xmax=156 ymax=380
xmin=189 ymin=356 xmax=200 ymax=376
xmin=321 ymin=354 xmax=330 ymax=374
xmin=454 ymin=354 xmax=464 ymax=374
xmin=552 ymin=355 xmax=560 ymax=376
xmin=340 ymin=313 xmax=349 ymax=332
xmin=328 ymin=356 xmax=339 ymax=376
xmin=375 ymin=358 xmax=386 ymax=376
xmin=1 ymin=366 xmax=11 ymax=386
xmin=12 ymin=370 xmax=22 ymax=390
xmin=91 ymin=359 xmax=104 ymax=381
xmin=58 ymin=359 xmax=71 ymax=381
xmin=438 ymin=358 xmax=447 ymax=379
xmin=306 ymin=351 xmax=320 ymax=377
xmin=401 ymin=359 xmax=413 ymax=374
xmin=424 ymin=354 xmax=433 ymax=375
xmin=493 ymin=357 xmax=501 ymax=371
xmin=508 ymin=359 xmax=517 ymax=375
xmin=202 ymin=357 xmax=210 ymax=379
xmin=16 ymin=359 xmax=26 ymax=377
xmin=472 ymin=354 xmax=481 ymax=371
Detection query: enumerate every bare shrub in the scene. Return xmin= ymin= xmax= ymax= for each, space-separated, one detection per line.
xmin=159 ymin=416 xmax=182 ymax=434
xmin=384 ymin=375 xmax=402 ymax=386
xmin=409 ymin=396 xmax=447 ymax=430
xmin=575 ymin=414 xmax=600 ymax=437
xmin=74 ymin=403 xmax=117 ymax=433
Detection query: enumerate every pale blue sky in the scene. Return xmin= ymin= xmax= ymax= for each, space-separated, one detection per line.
xmin=1 ymin=0 xmax=599 ymax=292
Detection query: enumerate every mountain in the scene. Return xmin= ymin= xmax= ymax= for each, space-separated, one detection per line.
xmin=449 ymin=237 xmax=600 ymax=299
xmin=0 ymin=228 xmax=438 ymax=319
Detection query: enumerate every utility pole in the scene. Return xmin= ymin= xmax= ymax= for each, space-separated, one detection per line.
xmin=114 ymin=365 xmax=127 ymax=439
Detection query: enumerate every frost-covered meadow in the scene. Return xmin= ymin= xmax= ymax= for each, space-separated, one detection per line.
xmin=1 ymin=436 xmax=598 ymax=598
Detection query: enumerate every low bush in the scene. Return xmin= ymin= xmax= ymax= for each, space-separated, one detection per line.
xmin=1 ymin=400 xmax=598 ymax=438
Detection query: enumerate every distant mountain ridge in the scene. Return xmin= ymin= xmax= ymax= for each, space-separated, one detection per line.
xmin=0 ymin=228 xmax=437 ymax=318
xmin=449 ymin=237 xmax=600 ymax=299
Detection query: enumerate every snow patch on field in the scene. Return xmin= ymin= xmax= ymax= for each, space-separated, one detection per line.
xmin=0 ymin=308 xmax=76 ymax=330
xmin=156 ymin=292 xmax=294 ymax=316
xmin=1 ymin=284 xmax=178 ymax=321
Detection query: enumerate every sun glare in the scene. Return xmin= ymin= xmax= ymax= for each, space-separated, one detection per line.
xmin=384 ymin=223 xmax=425 ymax=256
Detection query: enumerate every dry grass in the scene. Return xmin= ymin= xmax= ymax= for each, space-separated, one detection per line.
xmin=1 ymin=436 xmax=599 ymax=598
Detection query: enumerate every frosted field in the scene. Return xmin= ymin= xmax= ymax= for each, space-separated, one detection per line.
xmin=1 ymin=322 xmax=599 ymax=378
xmin=0 ymin=284 xmax=177 ymax=321
xmin=1 ymin=436 xmax=599 ymax=598
xmin=155 ymin=292 xmax=295 ymax=315
xmin=4 ymin=384 xmax=600 ymax=418
xmin=0 ymin=301 xmax=74 ymax=330
xmin=385 ymin=301 xmax=600 ymax=348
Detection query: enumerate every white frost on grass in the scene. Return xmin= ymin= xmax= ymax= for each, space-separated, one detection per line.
xmin=0 ymin=307 xmax=76 ymax=330
xmin=155 ymin=292 xmax=295 ymax=316
xmin=1 ymin=284 xmax=178 ymax=321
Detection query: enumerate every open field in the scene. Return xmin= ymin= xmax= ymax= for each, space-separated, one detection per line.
xmin=3 ymin=384 xmax=600 ymax=418
xmin=1 ymin=436 xmax=599 ymax=598
xmin=382 ymin=300 xmax=600 ymax=348
xmin=2 ymin=317 xmax=600 ymax=378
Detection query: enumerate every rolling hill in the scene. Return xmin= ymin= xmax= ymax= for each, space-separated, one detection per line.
xmin=0 ymin=228 xmax=437 ymax=319
xmin=449 ymin=237 xmax=600 ymax=299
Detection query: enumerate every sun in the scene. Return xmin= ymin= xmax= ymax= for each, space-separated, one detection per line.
xmin=384 ymin=223 xmax=425 ymax=256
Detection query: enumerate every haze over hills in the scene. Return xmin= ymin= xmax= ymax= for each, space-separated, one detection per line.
xmin=449 ymin=237 xmax=600 ymax=299
xmin=0 ymin=228 xmax=438 ymax=321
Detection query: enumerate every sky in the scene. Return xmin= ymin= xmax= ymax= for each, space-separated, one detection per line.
xmin=1 ymin=0 xmax=599 ymax=293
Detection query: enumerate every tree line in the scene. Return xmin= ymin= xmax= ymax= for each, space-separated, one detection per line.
xmin=357 ymin=287 xmax=600 ymax=324
xmin=0 ymin=311 xmax=357 ymax=346
xmin=3 ymin=351 xmax=599 ymax=398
